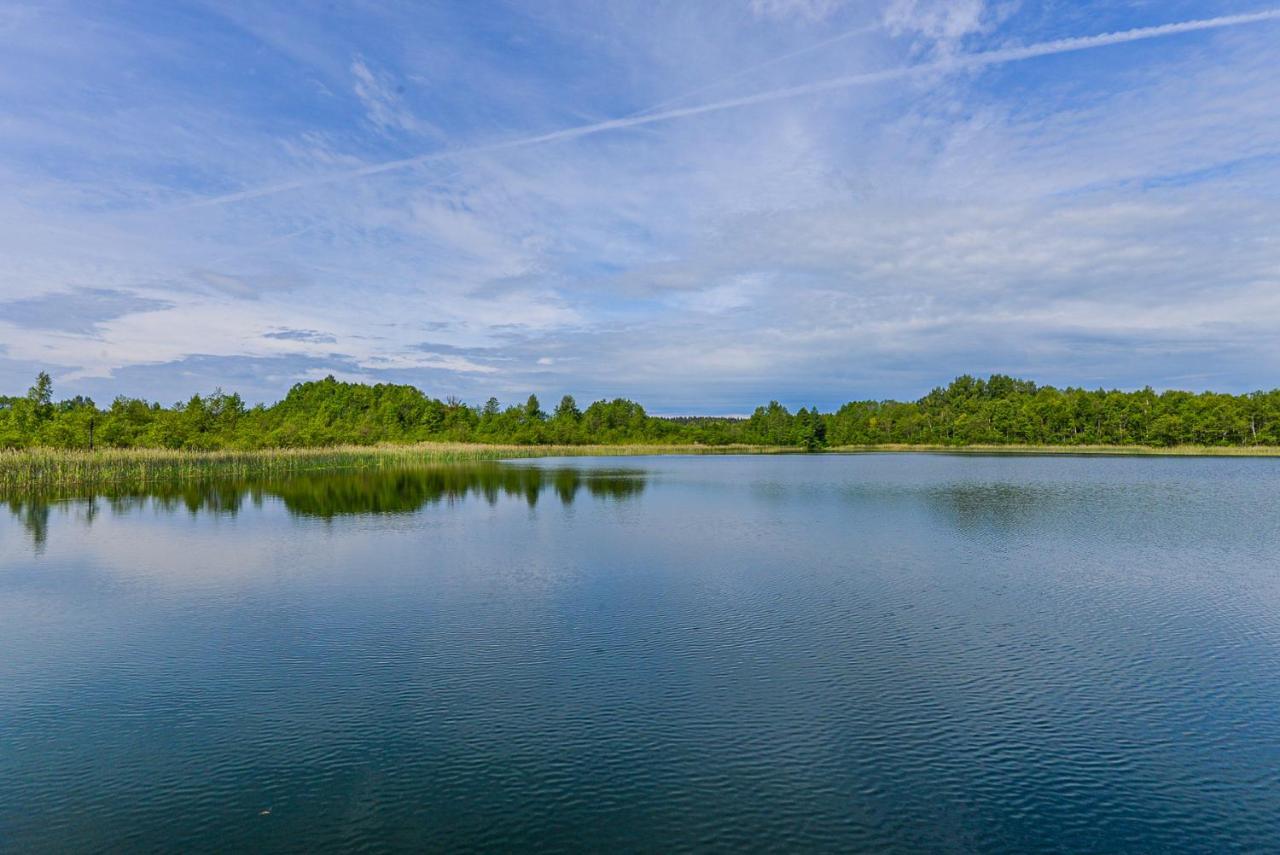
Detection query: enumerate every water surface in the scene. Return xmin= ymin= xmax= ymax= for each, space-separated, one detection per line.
xmin=3 ymin=454 xmax=1280 ymax=852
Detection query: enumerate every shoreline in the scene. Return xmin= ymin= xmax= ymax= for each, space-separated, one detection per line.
xmin=826 ymin=443 xmax=1280 ymax=457
xmin=3 ymin=441 xmax=1278 ymax=495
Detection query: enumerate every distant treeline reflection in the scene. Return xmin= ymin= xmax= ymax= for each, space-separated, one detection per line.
xmin=270 ymin=464 xmax=646 ymax=517
xmin=5 ymin=464 xmax=646 ymax=550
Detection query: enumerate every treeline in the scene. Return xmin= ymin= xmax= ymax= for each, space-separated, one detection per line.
xmin=2 ymin=372 xmax=1279 ymax=451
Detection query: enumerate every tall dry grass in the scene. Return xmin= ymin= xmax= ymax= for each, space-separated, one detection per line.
xmin=0 ymin=443 xmax=778 ymax=494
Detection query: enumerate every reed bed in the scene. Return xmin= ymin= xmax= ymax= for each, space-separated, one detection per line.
xmin=0 ymin=443 xmax=781 ymax=494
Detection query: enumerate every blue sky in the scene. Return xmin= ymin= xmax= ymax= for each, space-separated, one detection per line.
xmin=1 ymin=0 xmax=1278 ymax=412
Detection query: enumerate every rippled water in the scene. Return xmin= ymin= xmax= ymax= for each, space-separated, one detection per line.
xmin=3 ymin=454 xmax=1280 ymax=853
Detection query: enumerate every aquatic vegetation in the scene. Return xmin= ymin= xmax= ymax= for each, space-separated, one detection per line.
xmin=0 ymin=443 xmax=772 ymax=495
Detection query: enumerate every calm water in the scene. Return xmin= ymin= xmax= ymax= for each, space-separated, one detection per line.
xmin=3 ymin=454 xmax=1280 ymax=853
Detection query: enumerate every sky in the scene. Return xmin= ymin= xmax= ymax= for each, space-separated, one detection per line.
xmin=1 ymin=0 xmax=1278 ymax=413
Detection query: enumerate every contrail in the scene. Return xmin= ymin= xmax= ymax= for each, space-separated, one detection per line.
xmin=180 ymin=9 xmax=1280 ymax=210
xmin=632 ymin=22 xmax=881 ymax=117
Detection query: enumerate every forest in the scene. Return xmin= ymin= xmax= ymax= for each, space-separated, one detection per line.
xmin=3 ymin=371 xmax=1279 ymax=450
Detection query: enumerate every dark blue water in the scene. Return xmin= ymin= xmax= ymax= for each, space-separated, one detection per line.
xmin=3 ymin=454 xmax=1280 ymax=853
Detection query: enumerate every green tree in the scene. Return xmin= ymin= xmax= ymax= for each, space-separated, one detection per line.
xmin=4 ymin=370 xmax=1280 ymax=452
xmin=27 ymin=371 xmax=54 ymax=422
xmin=553 ymin=395 xmax=580 ymax=421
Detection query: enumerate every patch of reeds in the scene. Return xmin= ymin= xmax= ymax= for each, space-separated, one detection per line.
xmin=0 ymin=443 xmax=782 ymax=495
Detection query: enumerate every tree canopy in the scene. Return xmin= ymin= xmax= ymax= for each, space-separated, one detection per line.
xmin=2 ymin=373 xmax=1278 ymax=451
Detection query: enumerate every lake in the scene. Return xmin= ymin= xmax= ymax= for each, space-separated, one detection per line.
xmin=3 ymin=453 xmax=1279 ymax=852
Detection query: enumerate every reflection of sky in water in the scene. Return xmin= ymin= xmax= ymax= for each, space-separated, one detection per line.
xmin=3 ymin=454 xmax=1280 ymax=852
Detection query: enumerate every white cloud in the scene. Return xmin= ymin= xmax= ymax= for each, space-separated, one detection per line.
xmin=748 ymin=0 xmax=847 ymax=23
xmin=882 ymin=0 xmax=993 ymax=46
xmin=2 ymin=2 xmax=1279 ymax=407
xmin=350 ymin=56 xmax=436 ymax=137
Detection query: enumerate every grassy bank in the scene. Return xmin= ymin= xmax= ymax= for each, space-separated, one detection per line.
xmin=829 ymin=443 xmax=1280 ymax=456
xmin=0 ymin=443 xmax=785 ymax=493
xmin=3 ymin=441 xmax=1278 ymax=495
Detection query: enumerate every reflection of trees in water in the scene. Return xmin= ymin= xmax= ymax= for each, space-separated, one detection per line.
xmin=4 ymin=498 xmax=50 ymax=554
xmin=273 ymin=464 xmax=646 ymax=517
xmin=4 ymin=463 xmax=646 ymax=548
xmin=919 ymin=481 xmax=1118 ymax=538
xmin=921 ymin=483 xmax=1039 ymax=529
xmin=923 ymin=483 xmax=1047 ymax=535
xmin=922 ymin=480 xmax=1163 ymax=543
